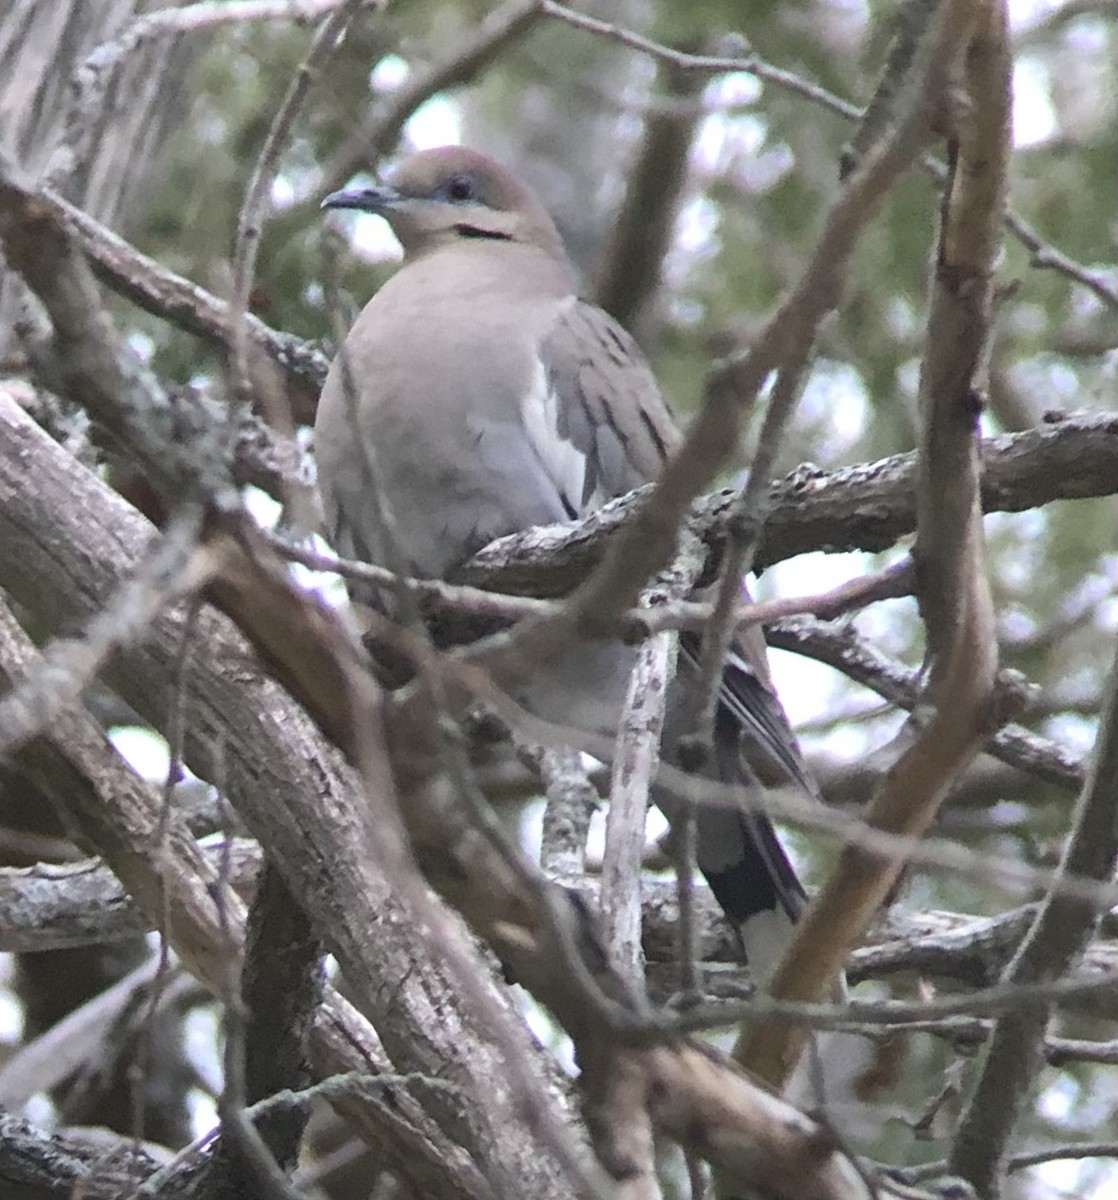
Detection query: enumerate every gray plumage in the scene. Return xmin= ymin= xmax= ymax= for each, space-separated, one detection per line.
xmin=315 ymin=146 xmax=814 ymax=979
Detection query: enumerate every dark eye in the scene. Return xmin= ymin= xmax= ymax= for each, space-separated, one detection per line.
xmin=444 ymin=173 xmax=476 ymax=202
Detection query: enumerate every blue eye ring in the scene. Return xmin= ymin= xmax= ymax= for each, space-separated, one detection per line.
xmin=442 ymin=173 xmax=477 ymax=203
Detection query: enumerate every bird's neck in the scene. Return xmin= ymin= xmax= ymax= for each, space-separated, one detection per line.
xmin=401 ymin=237 xmax=576 ymax=299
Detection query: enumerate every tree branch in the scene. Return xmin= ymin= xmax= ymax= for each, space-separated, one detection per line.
xmin=0 ymin=395 xmax=557 ymax=1200
xmin=736 ymin=0 xmax=1008 ymax=1089
xmin=950 ymin=589 xmax=1118 ymax=1191
xmin=453 ymin=411 xmax=1118 ymax=596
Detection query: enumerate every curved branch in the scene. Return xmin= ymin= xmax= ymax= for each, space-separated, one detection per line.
xmin=736 ymin=0 xmax=1009 ymax=1089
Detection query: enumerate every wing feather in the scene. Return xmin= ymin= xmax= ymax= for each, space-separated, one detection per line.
xmin=532 ymin=300 xmax=680 ymax=513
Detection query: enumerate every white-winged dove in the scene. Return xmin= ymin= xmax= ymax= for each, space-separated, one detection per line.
xmin=315 ymin=146 xmax=816 ymax=980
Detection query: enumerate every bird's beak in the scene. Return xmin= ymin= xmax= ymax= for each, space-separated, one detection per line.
xmin=321 ymin=183 xmax=402 ymax=214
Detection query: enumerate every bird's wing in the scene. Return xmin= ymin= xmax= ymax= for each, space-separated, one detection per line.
xmin=535 ymin=299 xmax=819 ymax=968
xmin=539 ymin=300 xmax=816 ymax=792
xmin=533 ymin=299 xmax=681 ymax=512
xmin=682 ymin=616 xmax=821 ymax=803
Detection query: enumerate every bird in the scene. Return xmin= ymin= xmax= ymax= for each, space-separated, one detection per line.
xmin=314 ymin=146 xmax=817 ymax=982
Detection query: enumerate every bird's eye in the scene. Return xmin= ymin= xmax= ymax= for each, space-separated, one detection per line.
xmin=444 ymin=174 xmax=476 ymax=202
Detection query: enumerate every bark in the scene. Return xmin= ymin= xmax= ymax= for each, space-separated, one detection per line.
xmin=0 ymin=0 xmax=200 ymax=358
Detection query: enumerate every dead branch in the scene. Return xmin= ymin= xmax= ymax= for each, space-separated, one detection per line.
xmin=229 ymin=0 xmax=369 ymax=411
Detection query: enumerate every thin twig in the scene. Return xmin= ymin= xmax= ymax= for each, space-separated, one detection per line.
xmin=230 ymin=0 xmax=371 ymax=410
xmin=681 ymin=342 xmax=816 ymax=759
xmin=768 ymin=616 xmax=1085 ymax=792
xmin=677 ymin=966 xmax=1118 ymax=1036
xmin=1008 ymin=1142 xmax=1118 ymax=1173
xmin=538 ymin=1 xmax=859 ymax=120
xmin=539 ymin=0 xmax=1118 ymax=311
xmin=308 ymin=0 xmax=545 ymax=207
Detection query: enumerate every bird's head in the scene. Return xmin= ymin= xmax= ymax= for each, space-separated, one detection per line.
xmin=322 ymin=146 xmax=566 ymax=262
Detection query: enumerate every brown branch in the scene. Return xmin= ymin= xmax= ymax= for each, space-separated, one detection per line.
xmin=639 ymin=559 xmax=915 ymax=637
xmin=1043 ymin=1039 xmax=1118 ymax=1067
xmin=736 ymin=0 xmax=1008 ymax=1089
xmin=840 ymin=0 xmax=945 ymax=178
xmin=1005 ymin=207 xmax=1118 ymax=312
xmin=274 ymin=533 xmax=911 ymax=645
xmin=950 ymin=578 xmax=1118 ymax=1188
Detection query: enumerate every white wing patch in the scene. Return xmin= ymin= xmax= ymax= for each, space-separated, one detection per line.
xmin=736 ymin=907 xmax=797 ymax=987
xmin=520 ymin=357 xmax=589 ymax=517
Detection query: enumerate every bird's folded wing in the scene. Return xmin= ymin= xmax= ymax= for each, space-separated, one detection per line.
xmin=680 ymin=627 xmax=821 ymax=803
xmin=533 ymin=299 xmax=682 ymax=512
